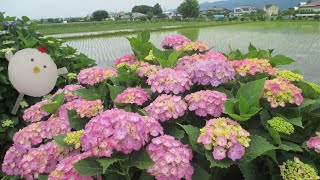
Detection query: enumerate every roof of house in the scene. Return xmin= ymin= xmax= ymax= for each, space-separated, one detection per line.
xmin=264 ymin=4 xmax=278 ymax=9
xmin=300 ymin=1 xmax=320 ymax=7
xmin=207 ymin=6 xmax=229 ymax=11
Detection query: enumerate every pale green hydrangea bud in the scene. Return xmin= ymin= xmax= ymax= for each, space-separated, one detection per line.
xmin=67 ymin=73 xmax=77 ymax=80
xmin=2 ymin=119 xmax=14 ymax=128
xmin=20 ymin=101 xmax=29 ymax=108
xmin=278 ymin=70 xmax=303 ymax=82
xmin=280 ymin=157 xmax=319 ymax=180
xmin=267 ymin=117 xmax=294 ymax=135
xmin=63 ymin=130 xmax=84 ymax=149
xmin=308 ymin=82 xmax=320 ymax=94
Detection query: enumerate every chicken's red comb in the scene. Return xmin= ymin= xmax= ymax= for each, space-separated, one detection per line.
xmin=38 ymin=46 xmax=46 ymax=53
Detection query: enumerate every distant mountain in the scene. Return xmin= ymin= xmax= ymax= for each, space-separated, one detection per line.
xmin=199 ymin=0 xmax=302 ymax=10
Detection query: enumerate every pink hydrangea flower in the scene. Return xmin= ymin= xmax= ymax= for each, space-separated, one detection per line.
xmin=65 ymin=99 xmax=103 ymax=118
xmin=2 ymin=146 xmax=25 ymax=175
xmin=53 ymin=85 xmax=84 ymax=102
xmin=213 ymin=146 xmax=227 ymax=160
xmin=227 ymin=143 xmax=245 ymax=161
xmin=262 ymin=78 xmax=304 ymax=108
xmin=147 ymin=68 xmax=193 ymax=94
xmin=49 ymin=152 xmax=93 ymax=180
xmin=306 ymin=132 xmax=320 ymax=153
xmin=13 ymin=116 xmax=71 ymax=151
xmin=197 ymin=117 xmax=251 ymax=161
xmin=137 ymin=62 xmax=162 ymax=78
xmin=146 ymin=135 xmax=194 ymax=180
xmin=19 ymin=142 xmax=79 ymax=180
xmin=185 ymin=90 xmax=227 ymax=117
xmin=114 ymin=54 xmax=137 ymax=66
xmin=192 ymin=60 xmax=235 ymax=87
xmin=231 ymin=58 xmax=277 ymax=77
xmin=175 ymin=41 xmax=209 ymax=53
xmin=81 ymin=108 xmax=163 ymax=157
xmin=23 ymin=99 xmax=50 ymax=122
xmin=145 ymin=94 xmax=187 ymax=122
xmin=115 ymin=87 xmax=150 ymax=106
xmin=161 ymin=34 xmax=191 ymax=49
xmin=77 ymin=66 xmax=117 ymax=86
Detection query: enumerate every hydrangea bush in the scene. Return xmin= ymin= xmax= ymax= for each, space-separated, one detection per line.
xmin=0 ymin=13 xmax=96 ymax=166
xmin=2 ymin=31 xmax=320 ymax=179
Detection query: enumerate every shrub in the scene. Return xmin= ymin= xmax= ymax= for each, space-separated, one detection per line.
xmin=2 ymin=31 xmax=320 ymax=180
xmin=0 ymin=13 xmax=95 ymax=167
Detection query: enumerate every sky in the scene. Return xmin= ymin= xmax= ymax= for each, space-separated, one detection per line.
xmin=0 ymin=0 xmax=221 ymax=19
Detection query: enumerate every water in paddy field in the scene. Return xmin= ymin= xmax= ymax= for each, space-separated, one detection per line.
xmin=66 ymin=22 xmax=320 ymax=83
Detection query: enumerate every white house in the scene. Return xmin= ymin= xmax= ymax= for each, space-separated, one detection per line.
xmin=233 ymin=5 xmax=256 ymax=16
xmin=264 ymin=4 xmax=279 ymax=16
xmin=299 ymin=1 xmax=320 ymax=13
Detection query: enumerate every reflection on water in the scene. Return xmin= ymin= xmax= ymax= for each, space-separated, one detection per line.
xmin=66 ymin=22 xmax=320 ymax=83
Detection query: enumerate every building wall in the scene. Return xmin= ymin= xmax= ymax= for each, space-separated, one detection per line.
xmin=264 ymin=5 xmax=279 ymax=16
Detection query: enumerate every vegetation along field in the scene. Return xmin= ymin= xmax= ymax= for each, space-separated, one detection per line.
xmin=65 ymin=21 xmax=320 ymax=83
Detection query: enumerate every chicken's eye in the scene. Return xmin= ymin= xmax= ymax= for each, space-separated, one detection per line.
xmin=31 ymin=59 xmax=34 ymax=62
xmin=43 ymin=65 xmax=47 ymax=68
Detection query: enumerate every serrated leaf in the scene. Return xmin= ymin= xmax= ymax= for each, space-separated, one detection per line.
xmin=67 ymin=110 xmax=88 ymax=130
xmin=53 ymin=134 xmax=71 ymax=147
xmin=248 ymin=43 xmax=257 ymax=51
xmin=38 ymin=174 xmax=48 ymax=180
xmin=297 ymin=81 xmax=319 ymax=99
xmin=239 ymin=95 xmax=250 ymax=115
xmin=267 ymin=126 xmax=281 ymax=145
xmin=41 ymin=93 xmax=65 ymax=114
xmin=287 ymin=117 xmax=303 ymax=128
xmin=192 ymin=163 xmax=210 ymax=180
xmin=140 ymin=30 xmax=150 ymax=42
xmin=168 ymin=50 xmax=183 ymax=67
xmin=269 ymin=55 xmax=295 ymax=67
xmin=205 ymin=151 xmax=234 ymax=168
xmin=73 ymin=157 xmax=103 ymax=176
xmin=164 ymin=124 xmax=185 ymax=140
xmin=129 ymin=149 xmax=154 ymax=169
xmin=237 ymin=78 xmax=266 ymax=107
xmin=98 ymin=156 xmax=125 ymax=173
xmin=74 ymin=88 xmax=99 ymax=101
xmin=238 ymin=162 xmax=257 ymax=180
xmin=107 ymin=84 xmax=126 ymax=102
xmin=280 ymin=141 xmax=303 ymax=152
xmin=240 ymin=135 xmax=277 ymax=163
xmin=177 ymin=123 xmax=202 ymax=153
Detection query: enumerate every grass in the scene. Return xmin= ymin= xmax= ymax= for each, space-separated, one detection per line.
xmin=38 ymin=20 xmax=251 ymax=35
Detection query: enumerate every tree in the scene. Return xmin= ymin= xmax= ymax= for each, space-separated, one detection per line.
xmin=153 ymin=3 xmax=163 ymax=16
xmin=92 ymin=10 xmax=109 ymax=21
xmin=177 ymin=0 xmax=200 ymax=19
xmin=147 ymin=12 xmax=154 ymax=20
xmin=132 ymin=5 xmax=153 ymax=14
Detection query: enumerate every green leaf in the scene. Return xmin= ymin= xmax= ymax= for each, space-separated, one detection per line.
xmin=40 ymin=93 xmax=65 ymax=114
xmin=269 ymin=55 xmax=295 ymax=67
xmin=248 ymin=43 xmax=257 ymax=51
xmin=177 ymin=123 xmax=202 ymax=153
xmin=205 ymin=151 xmax=234 ymax=168
xmin=107 ymin=84 xmax=126 ymax=102
xmin=98 ymin=156 xmax=125 ymax=173
xmin=138 ymin=171 xmax=154 ymax=180
xmin=167 ymin=50 xmax=183 ymax=67
xmin=237 ymin=78 xmax=266 ymax=107
xmin=74 ymin=88 xmax=99 ymax=101
xmin=129 ymin=149 xmax=154 ymax=169
xmin=73 ymin=157 xmax=103 ymax=176
xmin=0 ymin=175 xmax=20 ymax=180
xmin=53 ymin=134 xmax=71 ymax=147
xmin=192 ymin=163 xmax=210 ymax=180
xmin=164 ymin=124 xmax=185 ymax=140
xmin=267 ymin=126 xmax=281 ymax=145
xmin=297 ymin=81 xmax=319 ymax=99
xmin=238 ymin=162 xmax=258 ymax=180
xmin=239 ymin=95 xmax=250 ymax=115
xmin=140 ymin=30 xmax=150 ymax=42
xmin=21 ymin=16 xmax=30 ymax=22
xmin=67 ymin=110 xmax=87 ymax=130
xmin=287 ymin=117 xmax=303 ymax=128
xmin=38 ymin=174 xmax=48 ymax=180
xmin=280 ymin=141 xmax=303 ymax=152
xmin=240 ymin=135 xmax=277 ymax=163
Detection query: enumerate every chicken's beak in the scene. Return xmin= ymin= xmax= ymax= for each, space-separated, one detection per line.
xmin=33 ymin=66 xmax=40 ymax=74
